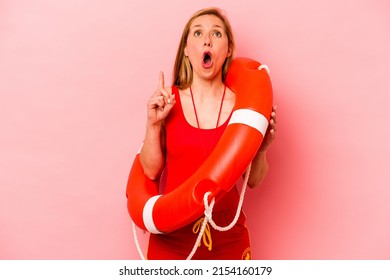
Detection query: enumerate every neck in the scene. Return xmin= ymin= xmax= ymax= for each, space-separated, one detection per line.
xmin=190 ymin=75 xmax=225 ymax=100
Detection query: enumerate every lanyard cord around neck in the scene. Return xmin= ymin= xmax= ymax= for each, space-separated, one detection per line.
xmin=190 ymin=85 xmax=227 ymax=130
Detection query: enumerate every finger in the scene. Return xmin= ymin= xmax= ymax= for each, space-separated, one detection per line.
xmin=152 ymin=87 xmax=170 ymax=105
xmin=271 ymin=106 xmax=277 ymax=124
xmin=165 ymin=94 xmax=176 ymax=107
xmin=157 ymin=72 xmax=174 ymax=104
xmin=267 ymin=119 xmax=276 ymax=135
xmin=159 ymin=88 xmax=174 ymax=104
xmin=160 ymin=88 xmax=170 ymax=102
xmin=271 ymin=106 xmax=277 ymax=115
xmin=149 ymin=96 xmax=164 ymax=109
xmin=159 ymin=96 xmax=176 ymax=112
xmin=156 ymin=98 xmax=166 ymax=111
xmin=166 ymin=93 xmax=175 ymax=104
xmin=158 ymin=71 xmax=165 ymax=90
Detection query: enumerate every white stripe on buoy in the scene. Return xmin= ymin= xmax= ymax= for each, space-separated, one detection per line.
xmin=143 ymin=195 xmax=163 ymax=234
xmin=228 ymin=109 xmax=268 ymax=136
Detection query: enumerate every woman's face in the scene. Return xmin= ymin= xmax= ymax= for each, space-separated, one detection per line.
xmin=184 ymin=14 xmax=231 ymax=81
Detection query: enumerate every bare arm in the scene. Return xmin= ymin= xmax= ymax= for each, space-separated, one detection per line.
xmin=139 ymin=72 xmax=176 ymax=180
xmin=247 ymin=106 xmax=277 ymax=188
xmin=139 ymin=123 xmax=166 ymax=180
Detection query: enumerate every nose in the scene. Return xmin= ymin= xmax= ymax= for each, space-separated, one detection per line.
xmin=203 ymin=34 xmax=212 ymax=47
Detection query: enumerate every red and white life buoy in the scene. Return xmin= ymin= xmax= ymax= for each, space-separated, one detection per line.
xmin=126 ymin=57 xmax=273 ymax=234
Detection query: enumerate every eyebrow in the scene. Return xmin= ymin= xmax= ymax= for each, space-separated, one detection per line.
xmin=191 ymin=24 xmax=224 ymax=29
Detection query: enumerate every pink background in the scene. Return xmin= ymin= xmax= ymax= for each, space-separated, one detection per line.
xmin=1 ymin=0 xmax=389 ymax=259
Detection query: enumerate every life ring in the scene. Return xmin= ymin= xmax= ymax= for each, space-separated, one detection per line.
xmin=126 ymin=57 xmax=273 ymax=234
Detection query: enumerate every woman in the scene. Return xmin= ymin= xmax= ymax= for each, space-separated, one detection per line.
xmin=139 ymin=7 xmax=276 ymax=260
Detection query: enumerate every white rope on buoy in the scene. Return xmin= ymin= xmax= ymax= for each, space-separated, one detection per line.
xmin=185 ymin=195 xmax=215 ymax=260
xmin=186 ymin=163 xmax=252 ymax=260
xmin=258 ymin=64 xmax=270 ymax=74
xmin=207 ymin=163 xmax=251 ymax=232
xmin=132 ymin=221 xmax=146 ymax=260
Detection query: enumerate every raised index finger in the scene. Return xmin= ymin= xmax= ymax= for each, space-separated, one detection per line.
xmin=158 ymin=71 xmax=165 ymax=90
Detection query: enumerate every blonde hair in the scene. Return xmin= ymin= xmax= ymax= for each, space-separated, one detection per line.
xmin=172 ymin=7 xmax=235 ymax=89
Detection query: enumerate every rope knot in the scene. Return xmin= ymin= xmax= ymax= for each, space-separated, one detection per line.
xmin=203 ymin=192 xmax=215 ymax=219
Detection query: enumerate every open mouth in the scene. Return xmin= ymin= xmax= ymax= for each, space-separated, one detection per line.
xmin=202 ymin=52 xmax=213 ymax=68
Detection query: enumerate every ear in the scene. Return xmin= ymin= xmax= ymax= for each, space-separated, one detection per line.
xmin=184 ymin=47 xmax=188 ymax=57
xmin=227 ymin=45 xmax=232 ymax=57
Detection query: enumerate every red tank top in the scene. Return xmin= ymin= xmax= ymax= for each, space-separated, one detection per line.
xmin=162 ymin=86 xmax=240 ymax=213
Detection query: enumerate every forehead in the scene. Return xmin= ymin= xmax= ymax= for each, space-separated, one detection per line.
xmin=190 ymin=14 xmax=225 ymax=29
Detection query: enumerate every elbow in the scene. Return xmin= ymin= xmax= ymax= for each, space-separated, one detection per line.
xmin=247 ymin=162 xmax=269 ymax=189
xmin=139 ymin=153 xmax=164 ymax=181
xmin=142 ymin=166 xmax=163 ymax=181
xmin=248 ymin=178 xmax=263 ymax=189
xmin=247 ymin=178 xmax=260 ymax=189
xmin=247 ymin=176 xmax=265 ymax=189
xmin=141 ymin=161 xmax=164 ymax=181
xmin=145 ymin=174 xmax=159 ymax=181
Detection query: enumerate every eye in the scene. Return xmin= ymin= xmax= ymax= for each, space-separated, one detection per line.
xmin=194 ymin=30 xmax=202 ymax=37
xmin=212 ymin=30 xmax=222 ymax=37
